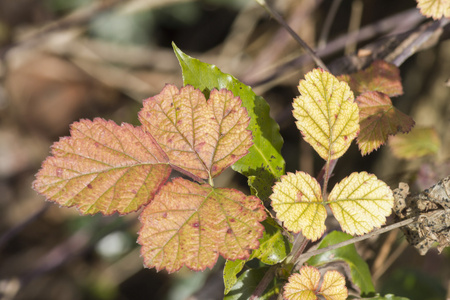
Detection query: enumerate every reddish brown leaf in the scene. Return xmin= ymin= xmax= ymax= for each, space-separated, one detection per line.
xmin=338 ymin=60 xmax=403 ymax=97
xmin=356 ymin=91 xmax=415 ymax=155
xmin=139 ymin=85 xmax=252 ymax=180
xmin=138 ymin=177 xmax=266 ymax=273
xmin=33 ymin=118 xmax=171 ymax=215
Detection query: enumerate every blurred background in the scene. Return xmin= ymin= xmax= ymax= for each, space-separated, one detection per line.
xmin=0 ymin=0 xmax=449 ymax=299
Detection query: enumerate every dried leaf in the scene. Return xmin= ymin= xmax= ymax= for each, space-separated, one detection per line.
xmin=389 ymin=127 xmax=441 ymax=159
xmin=329 ymin=172 xmax=394 ymax=235
xmin=33 ymin=118 xmax=171 ymax=215
xmin=270 ymin=172 xmax=326 ymax=241
xmin=293 ymin=69 xmax=359 ymax=161
xmin=356 ymin=91 xmax=415 ymax=155
xmin=138 ymin=178 xmax=266 ymax=273
xmin=393 ymin=176 xmax=450 ymax=255
xmin=139 ymin=84 xmax=252 ymax=180
xmin=284 ymin=266 xmax=348 ymax=300
xmin=338 ymin=60 xmax=403 ymax=97
xmin=416 ymin=0 xmax=450 ymax=19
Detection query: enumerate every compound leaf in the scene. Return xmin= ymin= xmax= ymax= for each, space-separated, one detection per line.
xmin=293 ymin=69 xmax=359 ymax=161
xmin=307 ymin=231 xmax=375 ymax=294
xmin=139 ymin=84 xmax=252 ymax=180
xmin=356 ymin=91 xmax=415 ymax=155
xmin=33 ymin=118 xmax=171 ymax=215
xmin=173 ymin=43 xmax=284 ymax=200
xmin=416 ymin=0 xmax=450 ymax=19
xmin=284 ymin=266 xmax=347 ymax=300
xmin=338 ymin=60 xmax=403 ymax=97
xmin=329 ymin=172 xmax=394 ymax=236
xmin=270 ymin=172 xmax=326 ymax=241
xmin=138 ymin=177 xmax=266 ymax=273
xmin=389 ymin=126 xmax=441 ymax=159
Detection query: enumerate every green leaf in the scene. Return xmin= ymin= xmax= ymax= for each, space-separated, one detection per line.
xmin=307 ymin=231 xmax=375 ymax=294
xmin=138 ymin=177 xmax=266 ymax=273
xmin=224 ymin=266 xmax=279 ymax=300
xmin=173 ymin=43 xmax=285 ymax=200
xmin=223 ymin=217 xmax=292 ymax=295
xmin=389 ymin=126 xmax=441 ymax=159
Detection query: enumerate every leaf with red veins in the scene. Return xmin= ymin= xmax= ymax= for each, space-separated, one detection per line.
xmin=338 ymin=60 xmax=403 ymax=97
xmin=356 ymin=91 xmax=415 ymax=155
xmin=139 ymin=85 xmax=252 ymax=180
xmin=138 ymin=177 xmax=266 ymax=273
xmin=33 ymin=118 xmax=171 ymax=215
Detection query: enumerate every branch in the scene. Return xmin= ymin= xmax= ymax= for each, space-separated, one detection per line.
xmin=298 ymin=217 xmax=417 ymax=262
xmin=255 ymin=0 xmax=329 ymax=71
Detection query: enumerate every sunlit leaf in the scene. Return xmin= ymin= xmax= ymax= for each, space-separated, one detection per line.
xmin=284 ymin=266 xmax=320 ymax=300
xmin=338 ymin=60 xmax=403 ymax=97
xmin=308 ymin=231 xmax=375 ymax=294
xmin=356 ymin=91 xmax=415 ymax=155
xmin=293 ymin=69 xmax=359 ymax=161
xmin=138 ymin=178 xmax=266 ymax=273
xmin=33 ymin=118 xmax=171 ymax=215
xmin=173 ymin=43 xmax=285 ymax=201
xmin=139 ymin=84 xmax=252 ymax=180
xmin=416 ymin=0 xmax=450 ymax=19
xmin=329 ymin=172 xmax=394 ymax=235
xmin=270 ymin=172 xmax=326 ymax=241
xmin=319 ymin=270 xmax=348 ymax=300
xmin=389 ymin=127 xmax=441 ymax=159
xmin=223 ymin=259 xmax=246 ymax=295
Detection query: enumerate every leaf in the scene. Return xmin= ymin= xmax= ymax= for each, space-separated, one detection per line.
xmin=356 ymin=91 xmax=415 ymax=155
xmin=224 ymin=266 xmax=279 ymax=300
xmin=320 ymin=270 xmax=348 ymax=300
xmin=338 ymin=60 xmax=403 ymax=97
xmin=328 ymin=172 xmax=394 ymax=236
xmin=33 ymin=118 xmax=171 ymax=215
xmin=283 ymin=266 xmax=320 ymax=300
xmin=284 ymin=266 xmax=348 ymax=300
xmin=270 ymin=171 xmax=326 ymax=241
xmin=223 ymin=259 xmax=247 ymax=295
xmin=173 ymin=43 xmax=284 ymax=200
xmin=138 ymin=177 xmax=266 ymax=273
xmin=223 ymin=217 xmax=292 ymax=295
xmin=389 ymin=126 xmax=441 ymax=159
xmin=307 ymin=231 xmax=375 ymax=294
xmin=293 ymin=69 xmax=359 ymax=161
xmin=139 ymin=84 xmax=252 ymax=181
xmin=416 ymin=0 xmax=450 ymax=19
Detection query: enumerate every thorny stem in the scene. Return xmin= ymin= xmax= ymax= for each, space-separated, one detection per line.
xmin=255 ymin=0 xmax=329 ymax=71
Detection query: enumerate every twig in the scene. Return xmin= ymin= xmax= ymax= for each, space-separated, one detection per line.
xmin=298 ymin=217 xmax=417 ymax=262
xmin=249 ymin=264 xmax=278 ymax=300
xmin=255 ymin=0 xmax=329 ymax=71
xmin=345 ymin=0 xmax=363 ymax=54
xmin=318 ymin=0 xmax=343 ymax=49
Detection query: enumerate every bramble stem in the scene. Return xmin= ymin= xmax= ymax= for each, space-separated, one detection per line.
xmin=255 ymin=0 xmax=329 ymax=71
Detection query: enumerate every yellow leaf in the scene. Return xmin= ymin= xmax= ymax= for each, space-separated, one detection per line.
xmin=319 ymin=270 xmax=348 ymax=300
xmin=293 ymin=69 xmax=359 ymax=161
xmin=416 ymin=0 xmax=450 ymax=19
xmin=284 ymin=266 xmax=320 ymax=300
xmin=284 ymin=266 xmax=348 ymax=300
xmin=270 ymin=172 xmax=326 ymax=241
xmin=329 ymin=172 xmax=394 ymax=235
